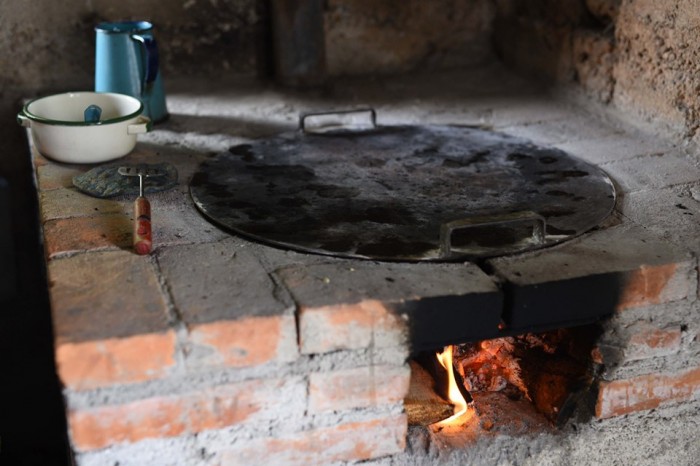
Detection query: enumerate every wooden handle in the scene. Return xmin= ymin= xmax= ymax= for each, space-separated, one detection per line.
xmin=133 ymin=197 xmax=152 ymax=255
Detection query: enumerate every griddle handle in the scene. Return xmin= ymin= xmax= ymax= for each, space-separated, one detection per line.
xmin=299 ymin=108 xmax=377 ymax=133
xmin=439 ymin=211 xmax=546 ymax=259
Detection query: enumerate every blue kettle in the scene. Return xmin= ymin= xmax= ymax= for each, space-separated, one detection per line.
xmin=95 ymin=21 xmax=168 ymax=123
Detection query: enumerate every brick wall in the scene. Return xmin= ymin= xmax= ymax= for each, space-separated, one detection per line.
xmin=32 ymin=62 xmax=700 ymax=464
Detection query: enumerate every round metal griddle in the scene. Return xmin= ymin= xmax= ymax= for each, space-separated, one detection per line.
xmin=190 ymin=110 xmax=615 ymax=261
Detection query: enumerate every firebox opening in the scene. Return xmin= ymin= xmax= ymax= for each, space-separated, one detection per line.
xmin=406 ymin=324 xmax=600 ymax=440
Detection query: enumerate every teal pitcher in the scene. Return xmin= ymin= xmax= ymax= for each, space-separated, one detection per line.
xmin=95 ymin=21 xmax=168 ymax=123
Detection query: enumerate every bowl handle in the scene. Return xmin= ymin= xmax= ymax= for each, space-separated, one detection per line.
xmin=17 ymin=111 xmax=31 ymax=128
xmin=127 ymin=116 xmax=153 ymax=134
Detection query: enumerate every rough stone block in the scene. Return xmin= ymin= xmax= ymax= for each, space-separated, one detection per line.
xmin=572 ymin=29 xmax=615 ymax=103
xmin=157 ymin=241 xmax=298 ymax=369
xmin=49 ymin=250 xmax=172 ymax=389
xmin=309 ymin=364 xmax=410 ymax=413
xmin=596 ymin=366 xmax=700 ymax=419
xmin=217 ymin=414 xmax=407 ymax=466
xmin=68 ymin=376 xmax=306 ymax=452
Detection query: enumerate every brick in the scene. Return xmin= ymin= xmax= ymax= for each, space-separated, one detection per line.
xmin=309 ymin=364 xmax=411 ymax=413
xmin=625 ymin=323 xmax=682 ymax=361
xmin=40 ymin=188 xmax=127 ymax=221
xmin=618 ymin=263 xmax=696 ymax=311
xmin=48 ymin=251 xmax=172 ymax=389
xmin=490 ymin=223 xmax=692 ymax=286
xmin=49 ymin=250 xmax=170 ymax=342
xmin=44 ymin=215 xmax=132 ymax=258
xmin=187 ymin=314 xmax=298 ymax=368
xmin=218 ymin=414 xmax=407 ymax=466
xmin=500 ymin=114 xmax=619 ymax=146
xmin=300 ymin=300 xmax=406 ymax=354
xmin=158 ymin=241 xmax=294 ymax=324
xmin=157 ymin=242 xmax=299 ymax=369
xmin=600 ymin=153 xmax=700 ymax=193
xmin=596 ymin=366 xmax=700 ymax=419
xmin=277 ymin=261 xmax=500 ymax=354
xmin=68 ymin=377 xmax=305 ymax=452
xmin=29 ymin=140 xmax=50 ymax=167
xmin=554 ymin=132 xmax=675 ymax=166
xmin=617 ymin=187 xmax=700 ymax=254
xmin=488 ymin=224 xmax=696 ymax=332
xmin=56 ymin=332 xmax=176 ymax=391
xmin=150 ymin=187 xmax=230 ymax=247
xmin=36 ymin=163 xmax=86 ymax=191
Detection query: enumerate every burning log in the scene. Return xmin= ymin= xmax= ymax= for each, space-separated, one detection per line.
xmin=405 ymin=360 xmax=455 ymax=426
xmin=454 ymin=327 xmax=598 ymax=425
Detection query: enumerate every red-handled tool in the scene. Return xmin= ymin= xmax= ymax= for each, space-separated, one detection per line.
xmin=118 ymin=166 xmax=165 ymax=255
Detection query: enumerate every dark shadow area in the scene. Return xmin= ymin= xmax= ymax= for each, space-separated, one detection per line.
xmin=0 ymin=100 xmax=70 ymax=465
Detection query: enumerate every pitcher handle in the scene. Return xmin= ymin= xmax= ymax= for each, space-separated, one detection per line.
xmin=131 ymin=34 xmax=159 ymax=91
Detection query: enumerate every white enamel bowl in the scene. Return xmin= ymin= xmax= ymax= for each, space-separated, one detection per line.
xmin=17 ymin=92 xmax=151 ymax=164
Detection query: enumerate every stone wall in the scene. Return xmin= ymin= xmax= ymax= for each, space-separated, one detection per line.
xmin=0 ymin=0 xmax=264 ymax=99
xmin=325 ymin=0 xmax=495 ymax=76
xmin=494 ymin=0 xmax=700 ymax=144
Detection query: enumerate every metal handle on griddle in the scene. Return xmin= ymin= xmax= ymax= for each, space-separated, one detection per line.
xmin=439 ymin=211 xmax=547 ymax=258
xmin=299 ymin=108 xmax=377 ymax=133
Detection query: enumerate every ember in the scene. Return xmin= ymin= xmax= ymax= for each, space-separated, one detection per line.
xmin=407 ymin=326 xmax=598 ymax=432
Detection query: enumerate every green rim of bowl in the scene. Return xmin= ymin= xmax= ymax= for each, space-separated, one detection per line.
xmin=22 ymin=92 xmax=144 ymax=127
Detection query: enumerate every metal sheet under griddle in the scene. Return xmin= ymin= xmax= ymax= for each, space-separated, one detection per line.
xmin=190 ymin=125 xmax=615 ymax=261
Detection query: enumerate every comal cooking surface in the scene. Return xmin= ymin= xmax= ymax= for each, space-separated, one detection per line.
xmin=190 ymin=125 xmax=615 ymax=261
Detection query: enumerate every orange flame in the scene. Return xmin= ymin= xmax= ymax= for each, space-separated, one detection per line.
xmin=435 ymin=345 xmax=469 ymax=426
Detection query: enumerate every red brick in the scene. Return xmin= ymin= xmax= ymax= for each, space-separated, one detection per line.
xmin=299 ymin=299 xmax=407 ymax=354
xmin=36 ymin=163 xmax=85 ymax=191
xmin=56 ymin=332 xmax=176 ymax=391
xmin=68 ymin=377 xmax=304 ymax=451
xmin=49 ymin=251 xmax=172 ymax=389
xmin=218 ymin=414 xmax=407 ymax=465
xmin=40 ymin=188 xmax=127 ymax=222
xmin=187 ymin=314 xmax=298 ymax=368
xmin=626 ymin=323 xmax=682 ymax=361
xmin=617 ymin=263 xmax=694 ymax=311
xmin=44 ymin=215 xmax=132 ymax=257
xmin=309 ymin=364 xmax=411 ymax=412
xmin=596 ymin=366 xmax=700 ymax=419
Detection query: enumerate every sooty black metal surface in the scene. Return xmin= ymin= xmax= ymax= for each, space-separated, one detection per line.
xmin=190 ymin=122 xmax=615 ymax=261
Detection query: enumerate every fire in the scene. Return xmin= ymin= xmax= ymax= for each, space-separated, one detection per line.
xmin=434 ymin=345 xmax=469 ymax=426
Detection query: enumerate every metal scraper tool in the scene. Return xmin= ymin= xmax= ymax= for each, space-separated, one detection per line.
xmin=118 ymin=166 xmax=166 ymax=255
